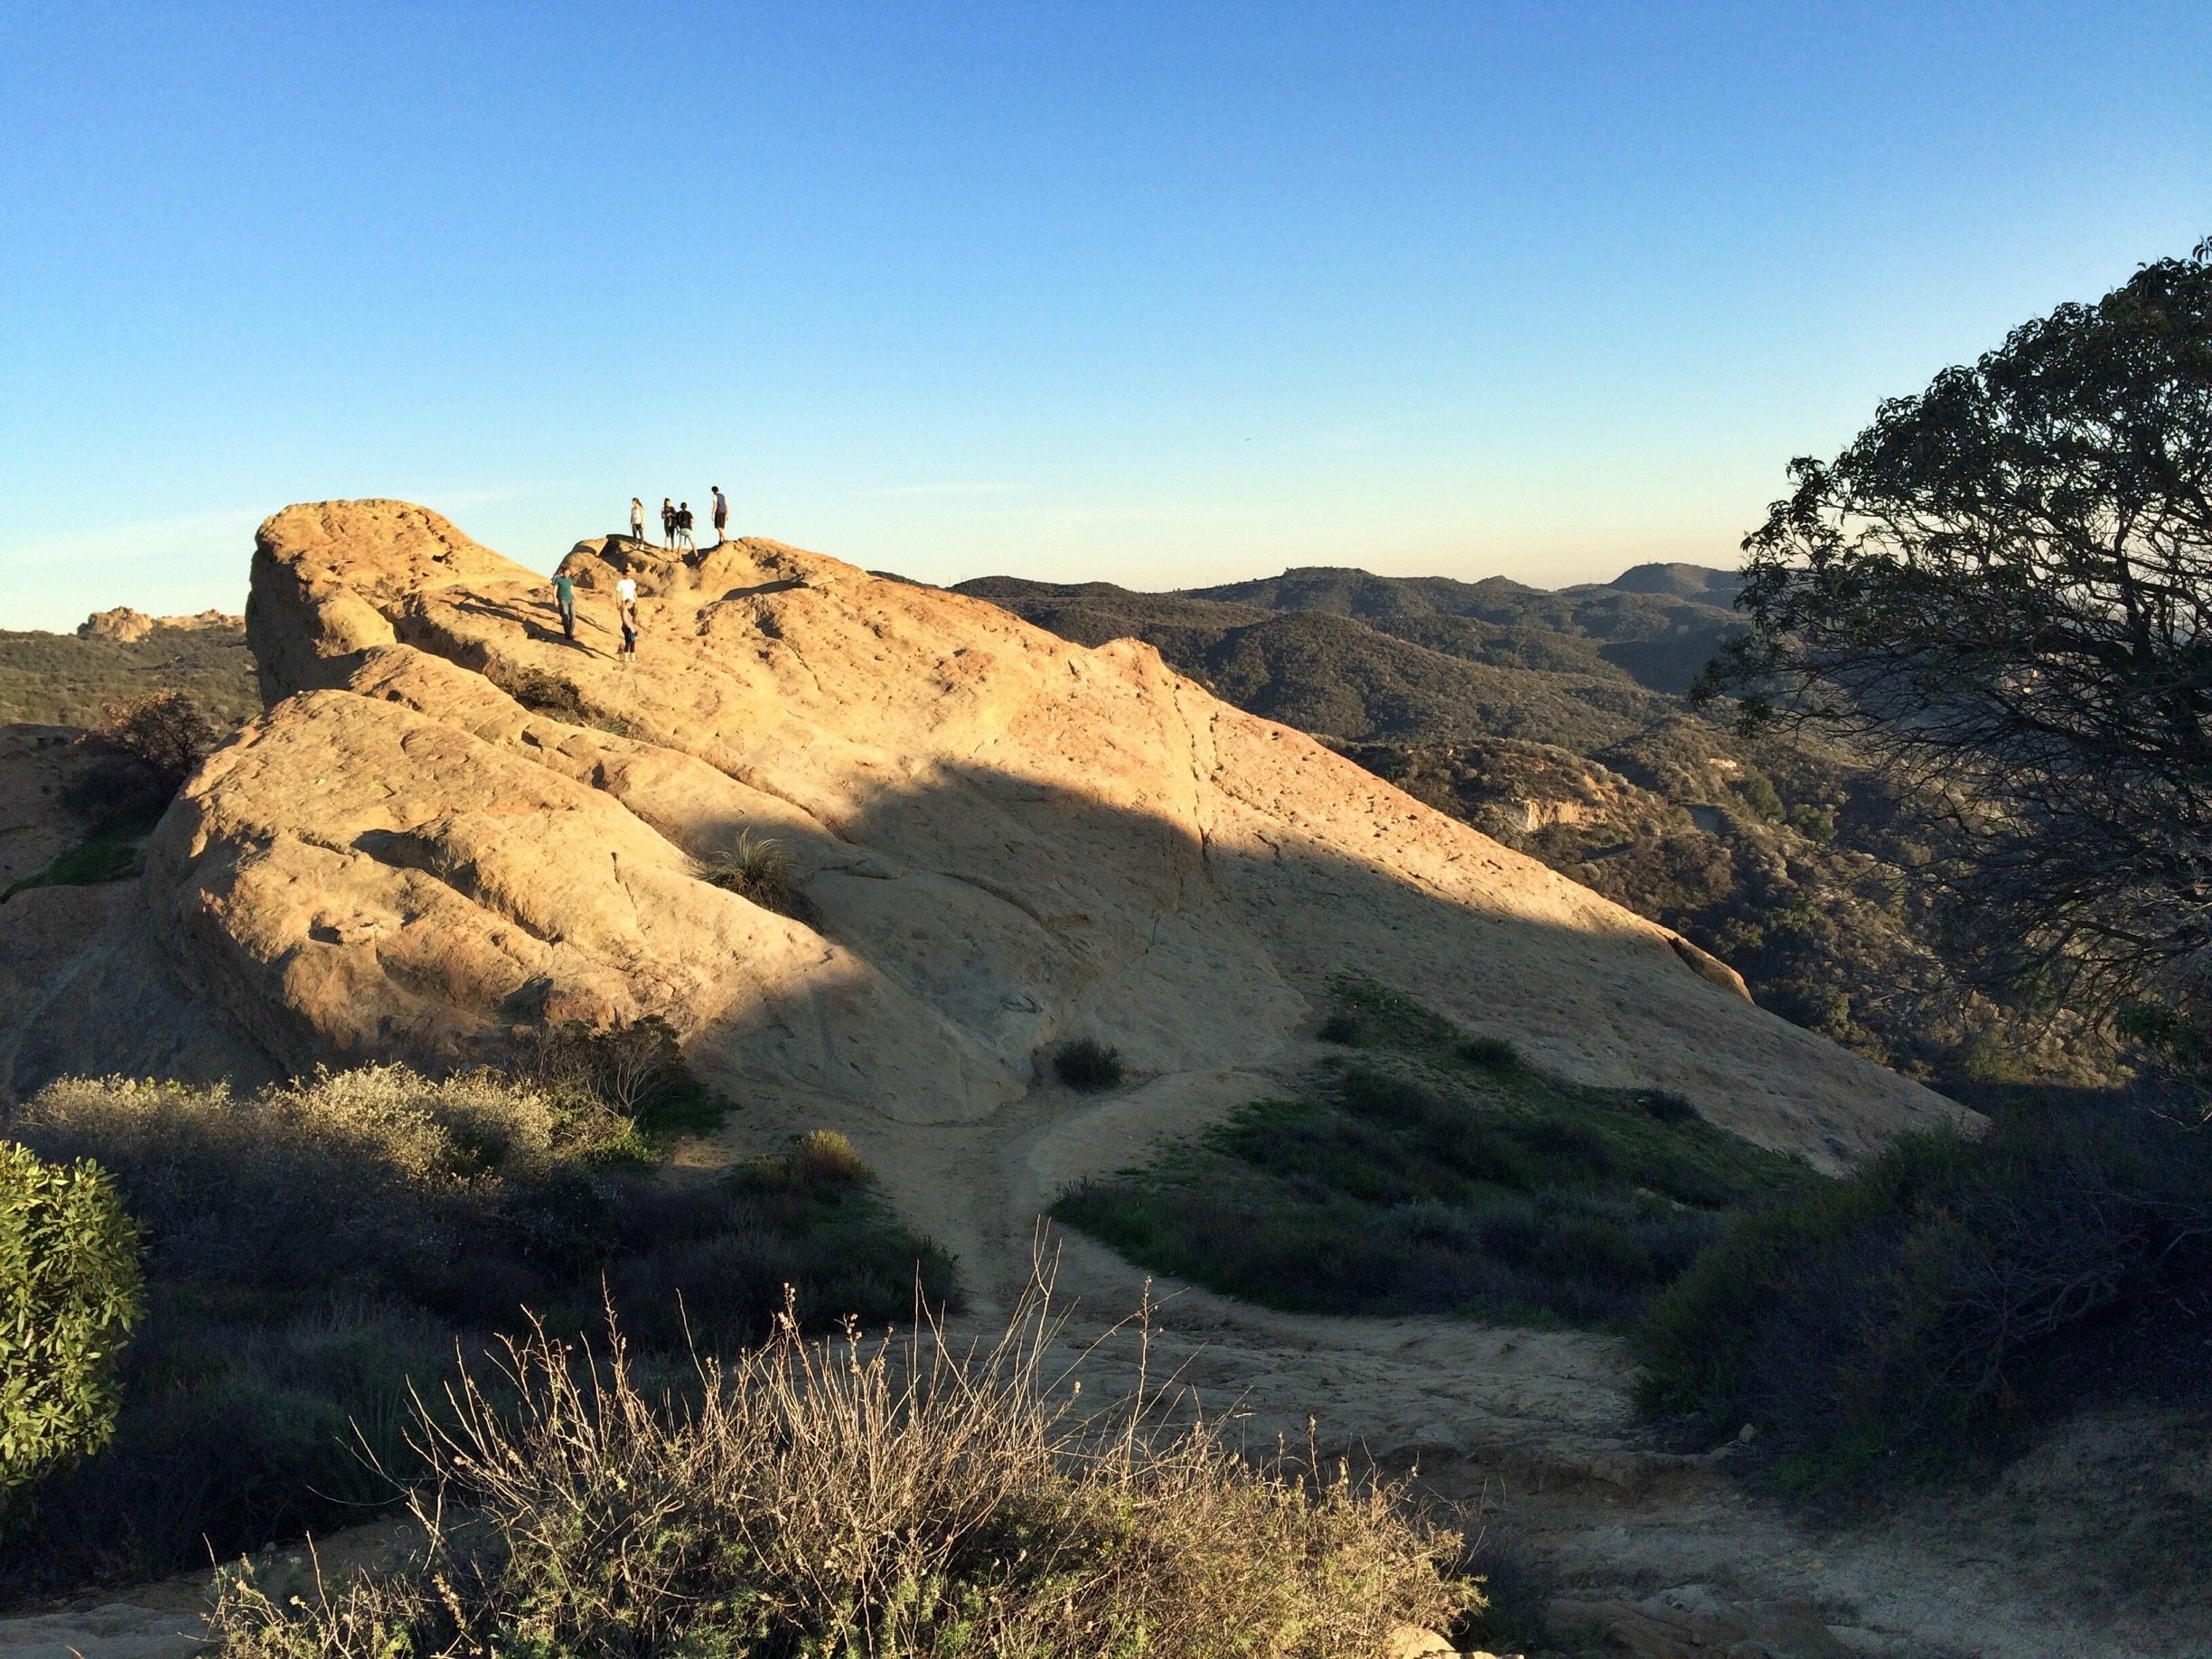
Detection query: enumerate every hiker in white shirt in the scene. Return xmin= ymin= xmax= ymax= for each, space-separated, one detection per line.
xmin=615 ymin=575 xmax=639 ymax=664
xmin=629 ymin=498 xmax=645 ymax=542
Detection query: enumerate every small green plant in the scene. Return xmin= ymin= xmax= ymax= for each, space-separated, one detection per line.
xmin=1317 ymin=1012 xmax=1364 ymax=1044
xmin=785 ymin=1129 xmax=869 ymax=1187
xmin=0 ymin=1144 xmax=145 ymax=1501
xmin=1638 ymin=1089 xmax=1698 ymax=1125
xmin=1053 ymin=1037 xmax=1124 ymax=1091
xmin=1456 ymin=1036 xmax=1520 ymax=1071
xmin=700 ymin=830 xmax=812 ymax=922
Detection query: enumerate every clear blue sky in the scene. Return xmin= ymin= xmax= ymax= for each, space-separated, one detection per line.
xmin=3 ymin=3 xmax=2207 ymax=631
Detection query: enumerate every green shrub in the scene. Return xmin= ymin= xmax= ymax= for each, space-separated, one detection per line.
xmin=1456 ymin=1036 xmax=1520 ymax=1072
xmin=1056 ymin=981 xmax=1809 ymax=1328
xmin=2 ymin=1071 xmax=959 ymax=1598
xmin=521 ymin=1015 xmax=721 ymax=1138
xmin=783 ymin=1128 xmax=869 ymax=1188
xmin=1635 ymin=1092 xmax=2212 ymax=1486
xmin=213 ymin=1292 xmax=1474 ymax=1659
xmin=1053 ymin=1037 xmax=1125 ymax=1091
xmin=1733 ymin=773 xmax=1785 ymax=822
xmin=1317 ymin=1012 xmax=1364 ymax=1044
xmin=0 ymin=1144 xmax=145 ymax=1501
xmin=1638 ymin=1088 xmax=1699 ymax=1125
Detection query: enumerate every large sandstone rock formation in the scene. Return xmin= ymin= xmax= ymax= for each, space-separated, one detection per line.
xmin=48 ymin=497 xmax=1954 ymax=1165
xmin=78 ymin=606 xmax=243 ymax=643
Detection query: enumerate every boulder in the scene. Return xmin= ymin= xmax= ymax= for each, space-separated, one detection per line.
xmin=77 ymin=606 xmax=244 ymax=644
xmin=36 ymin=500 xmax=1965 ymax=1164
xmin=79 ymin=607 xmax=155 ymax=643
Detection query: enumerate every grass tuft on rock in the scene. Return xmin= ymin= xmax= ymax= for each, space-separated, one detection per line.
xmin=699 ymin=830 xmax=816 ymax=924
xmin=213 ymin=1289 xmax=1475 ymax=1659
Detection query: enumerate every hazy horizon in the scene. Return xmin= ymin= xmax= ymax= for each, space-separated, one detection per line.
xmin=5 ymin=4 xmax=2207 ymax=632
xmin=4 ymin=528 xmax=1748 ymax=636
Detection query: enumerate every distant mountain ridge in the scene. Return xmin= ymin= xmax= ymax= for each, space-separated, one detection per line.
xmin=951 ymin=561 xmax=1746 ymax=752
xmin=954 ymin=561 xmax=2108 ymax=1082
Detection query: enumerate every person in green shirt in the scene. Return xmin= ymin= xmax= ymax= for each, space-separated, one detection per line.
xmin=551 ymin=571 xmax=576 ymax=642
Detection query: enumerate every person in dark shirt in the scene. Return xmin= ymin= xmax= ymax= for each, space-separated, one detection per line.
xmin=551 ymin=571 xmax=576 ymax=642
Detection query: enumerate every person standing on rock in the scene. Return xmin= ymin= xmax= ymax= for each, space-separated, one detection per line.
xmin=615 ymin=573 xmax=639 ymax=664
xmin=551 ymin=569 xmax=576 ymax=642
xmin=711 ymin=485 xmax=728 ymax=546
xmin=629 ymin=498 xmax=645 ymax=543
xmin=661 ymin=498 xmax=676 ymax=549
xmin=676 ymin=502 xmax=695 ymax=552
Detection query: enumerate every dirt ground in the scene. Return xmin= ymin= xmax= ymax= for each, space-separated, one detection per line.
xmin=695 ymin=1053 xmax=2212 ymax=1659
xmin=8 ymin=1054 xmax=2207 ymax=1659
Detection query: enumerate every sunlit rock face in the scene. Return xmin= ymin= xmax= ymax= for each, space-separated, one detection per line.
xmin=133 ymin=499 xmax=1962 ymax=1160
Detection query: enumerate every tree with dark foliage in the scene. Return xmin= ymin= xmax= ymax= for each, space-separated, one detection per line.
xmin=1698 ymin=240 xmax=2212 ymax=1023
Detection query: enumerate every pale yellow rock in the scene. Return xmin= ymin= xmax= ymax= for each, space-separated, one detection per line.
xmin=93 ymin=499 xmax=1966 ymax=1165
xmin=1383 ymin=1624 xmax=1462 ymax=1659
xmin=78 ymin=606 xmax=243 ymax=643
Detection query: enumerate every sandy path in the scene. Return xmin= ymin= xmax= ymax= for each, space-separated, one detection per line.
xmin=707 ymin=1059 xmax=2212 ymax=1659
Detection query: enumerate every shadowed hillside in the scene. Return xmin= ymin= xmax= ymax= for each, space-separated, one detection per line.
xmin=951 ymin=576 xmax=1662 ymax=749
xmin=957 ymin=566 xmax=2115 ymax=1084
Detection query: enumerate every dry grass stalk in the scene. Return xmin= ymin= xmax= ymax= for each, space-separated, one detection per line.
xmin=214 ymin=1277 xmax=1475 ymax=1658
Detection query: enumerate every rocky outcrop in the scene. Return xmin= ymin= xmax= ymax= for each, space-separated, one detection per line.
xmin=80 ymin=498 xmax=1960 ymax=1165
xmin=79 ymin=607 xmax=243 ymax=644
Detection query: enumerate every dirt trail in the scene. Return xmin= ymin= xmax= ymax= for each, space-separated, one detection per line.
xmin=708 ymin=1056 xmax=2212 ymax=1659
